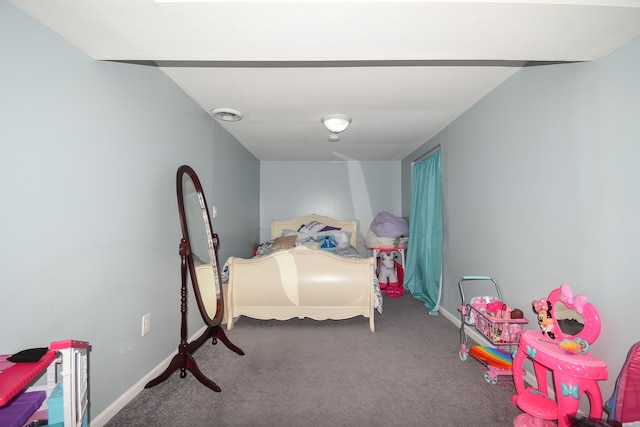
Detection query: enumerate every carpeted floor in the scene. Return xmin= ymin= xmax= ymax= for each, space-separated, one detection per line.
xmin=105 ymin=294 xmax=524 ymax=426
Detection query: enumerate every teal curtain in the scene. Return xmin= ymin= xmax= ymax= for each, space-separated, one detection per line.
xmin=404 ymin=150 xmax=443 ymax=315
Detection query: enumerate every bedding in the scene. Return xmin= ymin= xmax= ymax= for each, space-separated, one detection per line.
xmin=280 ymin=228 xmax=353 ymax=250
xmin=221 ymin=214 xmax=382 ymax=332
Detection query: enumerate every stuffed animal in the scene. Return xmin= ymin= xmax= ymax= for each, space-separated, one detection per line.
xmin=318 ymin=235 xmax=337 ymax=251
xmin=377 ymin=251 xmax=402 ymax=296
xmin=532 ymin=298 xmax=556 ymax=339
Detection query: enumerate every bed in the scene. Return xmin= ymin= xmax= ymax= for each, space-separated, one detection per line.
xmin=222 ymin=214 xmax=382 ymax=332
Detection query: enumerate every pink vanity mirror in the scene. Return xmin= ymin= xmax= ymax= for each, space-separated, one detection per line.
xmin=533 ymin=283 xmax=602 ymax=350
xmin=513 ymin=283 xmax=608 ymax=427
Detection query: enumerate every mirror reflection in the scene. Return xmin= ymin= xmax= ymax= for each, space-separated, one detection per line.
xmin=182 ymin=172 xmax=220 ymax=321
xmin=554 ymin=301 xmax=585 ymax=336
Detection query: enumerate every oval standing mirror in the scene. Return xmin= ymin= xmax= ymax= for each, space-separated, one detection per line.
xmin=178 ymin=166 xmax=222 ymax=325
xmin=145 ymin=165 xmax=244 ymax=393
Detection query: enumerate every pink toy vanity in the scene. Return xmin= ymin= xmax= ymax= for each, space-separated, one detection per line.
xmin=512 ymin=284 xmax=608 ymax=427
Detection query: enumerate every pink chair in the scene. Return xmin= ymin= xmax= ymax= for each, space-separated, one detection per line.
xmin=512 ymin=284 xmax=608 ymax=427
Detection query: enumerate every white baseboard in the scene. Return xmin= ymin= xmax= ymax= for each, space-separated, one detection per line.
xmin=91 ymin=325 xmax=208 ymax=427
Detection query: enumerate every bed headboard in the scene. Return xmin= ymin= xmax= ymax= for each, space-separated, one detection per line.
xmin=271 ymin=214 xmax=358 ymax=247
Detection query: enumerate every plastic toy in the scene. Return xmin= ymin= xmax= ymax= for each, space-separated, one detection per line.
xmin=560 ymin=283 xmax=588 ymax=314
xmin=511 ymin=308 xmax=524 ymax=319
xmin=532 ymin=298 xmax=556 ymax=339
xmin=513 ymin=284 xmax=607 ymax=427
xmin=486 ymin=300 xmax=507 ymax=317
xmin=458 ymin=276 xmax=529 ymax=384
xmin=470 ymin=346 xmax=513 ymax=370
xmin=559 ymin=338 xmax=590 ymax=355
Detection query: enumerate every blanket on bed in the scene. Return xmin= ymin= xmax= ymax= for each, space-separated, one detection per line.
xmin=221 ymin=246 xmax=383 ymax=314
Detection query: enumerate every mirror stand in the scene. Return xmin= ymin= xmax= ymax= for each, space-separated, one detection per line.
xmin=145 ymin=239 xmax=244 ymax=392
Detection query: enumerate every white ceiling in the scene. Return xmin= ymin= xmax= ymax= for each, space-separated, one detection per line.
xmin=10 ymin=0 xmax=640 ymax=161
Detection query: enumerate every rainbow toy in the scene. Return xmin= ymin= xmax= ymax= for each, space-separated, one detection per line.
xmin=470 ymin=345 xmax=513 ymax=370
xmin=559 ymin=337 xmax=590 ymax=355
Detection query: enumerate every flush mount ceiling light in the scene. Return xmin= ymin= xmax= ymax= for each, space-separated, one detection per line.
xmin=210 ymin=108 xmax=243 ymax=122
xmin=321 ymin=114 xmax=351 ymax=134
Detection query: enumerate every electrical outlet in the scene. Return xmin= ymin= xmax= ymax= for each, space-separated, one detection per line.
xmin=141 ymin=313 xmax=151 ymax=336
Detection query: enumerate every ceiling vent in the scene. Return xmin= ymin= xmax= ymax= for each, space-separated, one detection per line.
xmin=210 ymin=108 xmax=243 ymax=122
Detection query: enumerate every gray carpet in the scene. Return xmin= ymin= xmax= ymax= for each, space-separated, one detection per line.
xmin=105 ymin=294 xmax=523 ymax=426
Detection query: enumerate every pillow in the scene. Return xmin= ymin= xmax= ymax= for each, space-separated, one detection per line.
xmin=255 ymin=239 xmax=274 ymax=256
xmin=8 ymin=347 xmax=49 ymax=363
xmin=297 ymin=220 xmax=327 ymax=234
xmin=281 ymin=229 xmax=299 ymax=237
xmin=281 ymin=229 xmax=313 ymax=244
xmin=300 ymin=239 xmax=320 ymax=249
xmin=272 ymin=235 xmax=297 ymax=250
xmin=320 ymin=225 xmax=341 ymax=232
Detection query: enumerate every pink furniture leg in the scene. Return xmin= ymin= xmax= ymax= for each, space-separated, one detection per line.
xmin=553 ymin=372 xmax=604 ymax=426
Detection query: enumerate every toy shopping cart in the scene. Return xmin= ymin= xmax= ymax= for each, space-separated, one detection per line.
xmin=458 ymin=276 xmax=529 ymax=384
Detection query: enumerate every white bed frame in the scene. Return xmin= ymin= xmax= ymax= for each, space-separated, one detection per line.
xmin=225 ymin=214 xmax=376 ymax=332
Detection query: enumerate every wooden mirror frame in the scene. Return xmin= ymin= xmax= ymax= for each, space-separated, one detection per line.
xmin=145 ymin=165 xmax=244 ymax=392
xmin=178 ymin=165 xmax=223 ymax=326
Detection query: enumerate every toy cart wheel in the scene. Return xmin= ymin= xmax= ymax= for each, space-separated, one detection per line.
xmin=459 ymin=346 xmax=468 ymax=361
xmin=484 ymin=371 xmax=498 ymax=384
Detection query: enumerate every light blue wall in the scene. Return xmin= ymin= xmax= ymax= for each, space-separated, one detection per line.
xmin=403 ymin=37 xmax=640 ymax=402
xmin=261 ymin=161 xmax=401 ymax=254
xmin=0 ymin=0 xmax=259 ymax=422
xmin=7 ymin=0 xmax=638 ymax=418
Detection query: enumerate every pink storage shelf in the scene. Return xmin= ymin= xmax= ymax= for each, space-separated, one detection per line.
xmin=0 ymin=350 xmax=57 ymax=407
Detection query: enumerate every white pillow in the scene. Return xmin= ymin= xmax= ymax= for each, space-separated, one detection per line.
xmin=297 ymin=220 xmax=327 ymax=234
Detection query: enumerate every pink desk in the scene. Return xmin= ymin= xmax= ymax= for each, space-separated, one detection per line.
xmin=512 ymin=330 xmax=608 ymax=427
